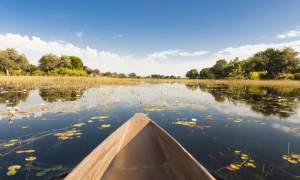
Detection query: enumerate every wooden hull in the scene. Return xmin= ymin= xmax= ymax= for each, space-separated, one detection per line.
xmin=66 ymin=113 xmax=215 ymax=180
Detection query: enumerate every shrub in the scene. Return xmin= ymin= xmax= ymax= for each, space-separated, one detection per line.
xmin=294 ymin=73 xmax=300 ymax=80
xmin=249 ymin=71 xmax=267 ymax=80
xmin=31 ymin=70 xmax=45 ymax=76
xmin=277 ymin=73 xmax=294 ymax=80
xmin=49 ymin=67 xmax=87 ymax=76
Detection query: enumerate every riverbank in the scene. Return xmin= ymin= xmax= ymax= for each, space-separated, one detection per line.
xmin=1 ymin=76 xmax=300 ymax=88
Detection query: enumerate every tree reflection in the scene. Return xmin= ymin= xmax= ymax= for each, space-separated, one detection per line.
xmin=39 ymin=88 xmax=85 ymax=102
xmin=189 ymin=83 xmax=300 ymax=118
xmin=0 ymin=87 xmax=30 ymax=106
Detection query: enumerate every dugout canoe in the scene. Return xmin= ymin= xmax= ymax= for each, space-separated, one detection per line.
xmin=65 ymin=113 xmax=215 ymax=180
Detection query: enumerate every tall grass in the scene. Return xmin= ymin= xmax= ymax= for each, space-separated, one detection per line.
xmin=0 ymin=76 xmax=300 ymax=88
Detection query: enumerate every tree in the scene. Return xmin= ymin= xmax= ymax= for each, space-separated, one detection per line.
xmin=59 ymin=56 xmax=72 ymax=69
xmin=199 ymin=68 xmax=214 ymax=79
xmin=186 ymin=69 xmax=199 ymax=79
xmin=0 ymin=48 xmax=29 ymax=75
xmin=129 ymin=72 xmax=137 ymax=78
xmin=252 ymin=48 xmax=300 ymax=78
xmin=226 ymin=58 xmax=245 ymax=79
xmin=38 ymin=54 xmax=60 ymax=72
xmin=211 ymin=59 xmax=228 ymax=79
xmin=69 ymin=56 xmax=84 ymax=69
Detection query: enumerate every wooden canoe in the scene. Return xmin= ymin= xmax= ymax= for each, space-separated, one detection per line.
xmin=65 ymin=113 xmax=215 ymax=180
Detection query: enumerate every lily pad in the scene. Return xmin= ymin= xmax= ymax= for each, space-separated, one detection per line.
xmin=25 ymin=156 xmax=37 ymax=161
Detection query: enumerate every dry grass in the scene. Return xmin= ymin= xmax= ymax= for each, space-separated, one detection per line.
xmin=0 ymin=76 xmax=300 ymax=88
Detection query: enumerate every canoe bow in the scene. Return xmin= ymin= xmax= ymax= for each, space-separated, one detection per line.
xmin=65 ymin=113 xmax=215 ymax=180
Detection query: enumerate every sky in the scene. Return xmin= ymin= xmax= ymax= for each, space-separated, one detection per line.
xmin=0 ymin=0 xmax=300 ymax=76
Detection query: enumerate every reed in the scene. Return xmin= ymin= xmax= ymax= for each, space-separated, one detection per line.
xmin=0 ymin=76 xmax=300 ymax=88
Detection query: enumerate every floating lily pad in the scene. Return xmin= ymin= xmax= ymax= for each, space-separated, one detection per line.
xmin=101 ymin=124 xmax=111 ymax=128
xmin=7 ymin=165 xmax=21 ymax=176
xmin=16 ymin=149 xmax=35 ymax=154
xmin=73 ymin=123 xmax=85 ymax=127
xmin=25 ymin=156 xmax=37 ymax=161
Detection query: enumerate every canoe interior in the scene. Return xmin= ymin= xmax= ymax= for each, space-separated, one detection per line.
xmin=66 ymin=113 xmax=215 ymax=180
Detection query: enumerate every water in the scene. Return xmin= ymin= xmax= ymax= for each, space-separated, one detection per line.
xmin=0 ymin=83 xmax=299 ymax=179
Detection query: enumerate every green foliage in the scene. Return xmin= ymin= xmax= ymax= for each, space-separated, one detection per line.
xmin=49 ymin=67 xmax=87 ymax=76
xmin=0 ymin=48 xmax=30 ymax=75
xmin=31 ymin=70 xmax=46 ymax=76
xmin=69 ymin=56 xmax=84 ymax=69
xmin=277 ymin=73 xmax=294 ymax=80
xmin=199 ymin=68 xmax=214 ymax=79
xmin=38 ymin=54 xmax=60 ymax=72
xmin=187 ymin=47 xmax=300 ymax=80
xmin=249 ymin=71 xmax=267 ymax=80
xmin=186 ymin=69 xmax=199 ymax=79
xmin=211 ymin=59 xmax=228 ymax=79
xmin=129 ymin=72 xmax=137 ymax=78
xmin=294 ymin=73 xmax=300 ymax=80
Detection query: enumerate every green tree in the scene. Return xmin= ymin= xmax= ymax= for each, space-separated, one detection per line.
xmin=186 ymin=69 xmax=199 ymax=79
xmin=38 ymin=54 xmax=60 ymax=72
xmin=69 ymin=56 xmax=84 ymax=69
xmin=199 ymin=68 xmax=214 ymax=79
xmin=211 ymin=59 xmax=228 ymax=79
xmin=0 ymin=48 xmax=30 ymax=75
xmin=129 ymin=72 xmax=137 ymax=78
xmin=59 ymin=56 xmax=72 ymax=69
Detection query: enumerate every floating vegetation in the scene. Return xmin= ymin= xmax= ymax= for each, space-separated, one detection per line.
xmin=54 ymin=129 xmax=82 ymax=140
xmin=226 ymin=162 xmax=242 ymax=171
xmin=90 ymin=115 xmax=110 ymax=120
xmin=7 ymin=165 xmax=21 ymax=176
xmin=73 ymin=122 xmax=85 ymax=127
xmin=3 ymin=142 xmax=17 ymax=148
xmin=282 ymin=153 xmax=300 ymax=164
xmin=100 ymin=124 xmax=111 ymax=128
xmin=144 ymin=107 xmax=163 ymax=112
xmin=226 ymin=150 xmax=256 ymax=171
xmin=282 ymin=143 xmax=300 ymax=164
xmin=174 ymin=121 xmax=197 ymax=126
xmin=25 ymin=156 xmax=37 ymax=161
xmin=174 ymin=120 xmax=212 ymax=129
xmin=234 ymin=117 xmax=242 ymax=123
xmin=16 ymin=149 xmax=35 ymax=154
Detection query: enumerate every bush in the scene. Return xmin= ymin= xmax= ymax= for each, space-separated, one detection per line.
xmin=49 ymin=67 xmax=87 ymax=76
xmin=249 ymin=71 xmax=267 ymax=80
xmin=294 ymin=73 xmax=300 ymax=80
xmin=277 ymin=73 xmax=294 ymax=80
xmin=31 ymin=70 xmax=45 ymax=76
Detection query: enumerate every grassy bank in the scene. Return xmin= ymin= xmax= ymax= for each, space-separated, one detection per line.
xmin=0 ymin=76 xmax=300 ymax=88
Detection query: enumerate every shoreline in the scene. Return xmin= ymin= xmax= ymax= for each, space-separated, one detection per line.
xmin=0 ymin=76 xmax=300 ymax=88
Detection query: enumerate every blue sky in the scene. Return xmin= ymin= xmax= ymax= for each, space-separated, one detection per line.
xmin=0 ymin=0 xmax=300 ymax=75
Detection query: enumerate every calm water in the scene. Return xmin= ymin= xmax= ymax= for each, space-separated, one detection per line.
xmin=0 ymin=83 xmax=300 ymax=179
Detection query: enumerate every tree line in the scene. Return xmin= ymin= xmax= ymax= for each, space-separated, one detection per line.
xmin=0 ymin=48 xmax=100 ymax=76
xmin=0 ymin=48 xmax=180 ymax=78
xmin=186 ymin=47 xmax=300 ymax=80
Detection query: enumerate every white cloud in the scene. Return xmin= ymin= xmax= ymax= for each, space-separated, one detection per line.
xmin=215 ymin=40 xmax=300 ymax=59
xmin=276 ymin=30 xmax=300 ymax=39
xmin=1 ymin=33 xmax=300 ymax=76
xmin=146 ymin=50 xmax=209 ymax=60
xmin=0 ymin=33 xmax=211 ymax=76
xmin=76 ymin=31 xmax=83 ymax=38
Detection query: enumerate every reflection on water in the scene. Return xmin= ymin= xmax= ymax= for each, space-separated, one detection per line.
xmin=39 ymin=88 xmax=85 ymax=102
xmin=197 ymin=84 xmax=300 ymax=118
xmin=0 ymin=83 xmax=299 ymax=179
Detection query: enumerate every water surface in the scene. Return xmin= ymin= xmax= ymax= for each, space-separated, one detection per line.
xmin=0 ymin=83 xmax=299 ymax=179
